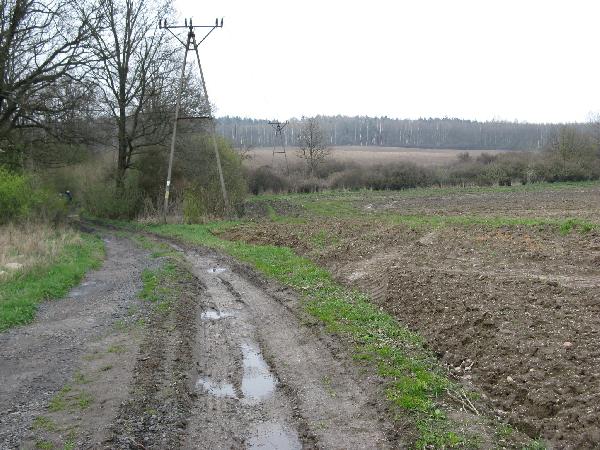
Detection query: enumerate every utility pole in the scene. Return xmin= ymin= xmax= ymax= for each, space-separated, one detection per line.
xmin=160 ymin=17 xmax=229 ymax=222
xmin=268 ymin=120 xmax=289 ymax=174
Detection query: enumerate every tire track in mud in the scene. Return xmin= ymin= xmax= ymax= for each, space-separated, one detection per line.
xmin=177 ymin=244 xmax=398 ymax=449
xmin=108 ymin=266 xmax=202 ymax=449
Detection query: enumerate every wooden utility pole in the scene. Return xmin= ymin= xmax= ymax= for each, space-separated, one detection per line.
xmin=160 ymin=18 xmax=228 ymax=222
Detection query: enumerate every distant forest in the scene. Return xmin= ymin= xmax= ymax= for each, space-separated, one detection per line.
xmin=216 ymin=116 xmax=583 ymax=150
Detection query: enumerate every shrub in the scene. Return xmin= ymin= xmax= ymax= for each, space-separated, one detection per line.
xmin=0 ymin=167 xmax=67 ymax=224
xmin=247 ymin=166 xmax=289 ymax=195
xmin=330 ymin=168 xmax=368 ymax=190
xmin=179 ymin=135 xmax=246 ymax=220
xmin=0 ymin=168 xmax=31 ymax=223
xmin=80 ymin=173 xmax=143 ymax=220
xmin=365 ymin=163 xmax=435 ymax=190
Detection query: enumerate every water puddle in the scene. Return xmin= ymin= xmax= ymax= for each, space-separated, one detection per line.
xmin=241 ymin=343 xmax=277 ymax=404
xmin=170 ymin=243 xmax=184 ymax=252
xmin=196 ymin=377 xmax=238 ymax=399
xmin=207 ymin=267 xmax=227 ymax=274
xmin=196 ymin=343 xmax=277 ymax=405
xmin=71 ymin=281 xmax=97 ymax=297
xmin=246 ymin=422 xmax=302 ymax=450
xmin=201 ymin=310 xmax=234 ymax=320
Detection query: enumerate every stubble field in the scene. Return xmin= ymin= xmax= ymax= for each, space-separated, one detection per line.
xmin=245 ymin=145 xmax=512 ymax=169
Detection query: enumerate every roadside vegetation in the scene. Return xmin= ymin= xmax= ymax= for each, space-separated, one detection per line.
xmin=0 ymin=230 xmax=104 ymax=331
xmin=0 ymin=169 xmax=105 ymax=331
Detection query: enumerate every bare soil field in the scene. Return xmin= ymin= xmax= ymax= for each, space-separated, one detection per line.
xmin=361 ymin=184 xmax=600 ymax=222
xmin=246 ymin=146 xmax=512 ymax=169
xmin=223 ymin=182 xmax=600 ymax=448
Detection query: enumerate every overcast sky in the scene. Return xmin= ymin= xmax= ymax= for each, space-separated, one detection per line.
xmin=172 ymin=0 xmax=599 ymax=123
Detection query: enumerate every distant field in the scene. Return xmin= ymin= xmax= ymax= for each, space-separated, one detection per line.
xmin=244 ymin=146 xmax=518 ymax=169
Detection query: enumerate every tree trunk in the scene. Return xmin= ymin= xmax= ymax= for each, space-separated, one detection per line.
xmin=116 ymin=105 xmax=128 ymax=193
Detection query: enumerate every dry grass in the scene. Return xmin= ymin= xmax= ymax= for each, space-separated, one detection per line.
xmin=0 ymin=223 xmax=81 ymax=280
xmin=245 ymin=146 xmax=511 ymax=170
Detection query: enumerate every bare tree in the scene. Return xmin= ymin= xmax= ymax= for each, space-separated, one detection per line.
xmin=0 ymin=0 xmax=94 ymax=140
xmin=297 ymin=117 xmax=329 ymax=176
xmin=88 ymin=0 xmax=177 ymax=190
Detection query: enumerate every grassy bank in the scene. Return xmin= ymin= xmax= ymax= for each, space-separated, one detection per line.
xmin=0 ymin=231 xmax=104 ymax=331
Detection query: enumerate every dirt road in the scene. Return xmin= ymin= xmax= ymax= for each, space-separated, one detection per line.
xmin=0 ymin=233 xmax=396 ymax=449
xmin=0 ymin=235 xmax=157 ymax=448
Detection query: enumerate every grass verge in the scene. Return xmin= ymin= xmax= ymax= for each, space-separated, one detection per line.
xmin=143 ymin=222 xmax=478 ymax=446
xmin=0 ymin=233 xmax=104 ymax=331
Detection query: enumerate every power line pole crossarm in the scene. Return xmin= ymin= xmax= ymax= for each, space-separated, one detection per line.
xmin=160 ymin=17 xmax=228 ymax=222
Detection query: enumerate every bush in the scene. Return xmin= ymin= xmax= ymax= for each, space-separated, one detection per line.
xmin=330 ymin=168 xmax=368 ymax=190
xmin=80 ymin=173 xmax=143 ymax=220
xmin=0 ymin=168 xmax=31 ymax=223
xmin=365 ymin=163 xmax=436 ymax=190
xmin=0 ymin=167 xmax=67 ymax=224
xmin=180 ymin=135 xmax=246 ymax=221
xmin=247 ymin=166 xmax=290 ymax=195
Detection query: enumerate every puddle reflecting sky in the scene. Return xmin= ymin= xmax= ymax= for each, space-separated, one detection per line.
xmin=241 ymin=342 xmax=277 ymax=404
xmin=196 ymin=377 xmax=238 ymax=399
xmin=201 ymin=310 xmax=234 ymax=320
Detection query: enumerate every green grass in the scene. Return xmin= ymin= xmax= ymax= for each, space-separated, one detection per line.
xmin=139 ymin=262 xmax=180 ymax=312
xmin=245 ymin=182 xmax=599 ymax=234
xmin=32 ymin=416 xmax=57 ymax=432
xmin=47 ymin=383 xmax=93 ymax=412
xmin=75 ymin=391 xmax=93 ymax=409
xmin=132 ymin=234 xmax=176 ymax=258
xmin=35 ymin=440 xmax=54 ymax=449
xmin=106 ymin=344 xmax=125 ymax=354
xmin=144 ymin=222 xmax=473 ymax=446
xmin=48 ymin=385 xmax=72 ymax=412
xmin=0 ymin=233 xmax=104 ymax=331
xmin=133 ymin=235 xmax=194 ymax=315
xmin=384 ymin=213 xmax=597 ymax=233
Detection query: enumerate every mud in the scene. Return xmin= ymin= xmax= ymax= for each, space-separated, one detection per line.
xmin=180 ymin=244 xmax=398 ymax=449
xmin=109 ymin=262 xmax=201 ymax=449
xmin=223 ymin=213 xmax=600 ymax=448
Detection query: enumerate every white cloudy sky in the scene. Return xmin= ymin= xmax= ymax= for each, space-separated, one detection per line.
xmin=173 ymin=0 xmax=599 ymax=123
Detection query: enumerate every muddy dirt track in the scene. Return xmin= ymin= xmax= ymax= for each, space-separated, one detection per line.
xmin=0 ymin=235 xmax=157 ymax=448
xmin=0 ymin=233 xmax=397 ymax=449
xmin=225 ymin=212 xmax=600 ymax=449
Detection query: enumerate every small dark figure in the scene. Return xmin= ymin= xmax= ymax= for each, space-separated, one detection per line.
xmin=64 ymin=190 xmax=73 ymax=202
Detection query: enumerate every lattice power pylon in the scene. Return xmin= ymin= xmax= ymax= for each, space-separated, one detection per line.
xmin=160 ymin=17 xmax=229 ymax=221
xmin=268 ymin=120 xmax=289 ymax=174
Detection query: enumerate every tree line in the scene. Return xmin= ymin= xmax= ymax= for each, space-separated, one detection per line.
xmin=217 ymin=116 xmax=590 ymax=151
